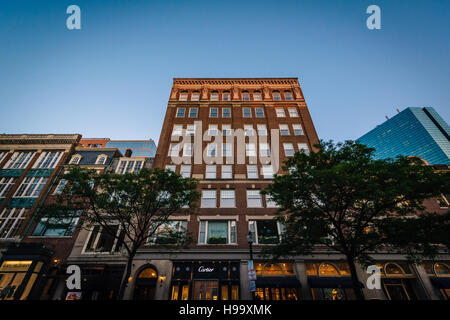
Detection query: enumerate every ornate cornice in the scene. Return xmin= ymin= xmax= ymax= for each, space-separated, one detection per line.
xmin=0 ymin=134 xmax=81 ymax=146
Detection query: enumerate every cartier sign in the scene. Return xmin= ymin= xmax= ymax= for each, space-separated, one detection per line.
xmin=198 ymin=266 xmax=215 ymax=273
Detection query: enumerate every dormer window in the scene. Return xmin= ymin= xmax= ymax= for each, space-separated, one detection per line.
xmin=272 ymin=91 xmax=281 ymax=101
xmin=242 ymin=91 xmax=250 ymax=101
xmin=179 ymin=91 xmax=188 ymax=101
xmin=69 ymin=155 xmax=82 ymax=165
xmin=96 ymin=154 xmax=108 ymax=165
xmin=222 ymin=91 xmax=231 ymax=101
xmin=253 ymin=91 xmax=262 ymax=101
xmin=284 ymin=90 xmax=294 ymax=100
xmin=191 ymin=91 xmax=200 ymax=101
xmin=211 ymin=91 xmax=219 ymax=101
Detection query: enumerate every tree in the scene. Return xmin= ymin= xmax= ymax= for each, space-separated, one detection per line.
xmin=39 ymin=166 xmax=200 ymax=300
xmin=262 ymin=140 xmax=450 ymax=300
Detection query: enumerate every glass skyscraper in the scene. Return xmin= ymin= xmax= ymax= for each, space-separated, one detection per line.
xmin=357 ymin=107 xmax=450 ymax=165
xmin=105 ymin=139 xmax=156 ymax=157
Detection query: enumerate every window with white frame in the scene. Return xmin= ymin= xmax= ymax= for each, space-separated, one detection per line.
xmin=284 ymin=91 xmax=294 ymax=100
xmin=180 ymin=165 xmax=191 ymax=178
xmin=288 ymin=107 xmax=299 ymax=117
xmin=199 ymin=220 xmax=236 ymax=244
xmin=210 ymin=107 xmax=218 ymax=118
xmin=253 ymin=91 xmax=262 ymax=100
xmin=201 ymin=190 xmax=217 ymax=208
xmin=283 ymin=143 xmax=294 ymax=157
xmin=5 ymin=151 xmax=35 ymax=169
xmin=298 ymin=143 xmax=310 ymax=154
xmin=223 ymin=143 xmax=232 ymax=157
xmin=183 ymin=143 xmax=193 ymax=157
xmin=272 ymin=91 xmax=282 ymax=101
xmin=208 ymin=124 xmax=218 ymax=136
xmin=172 ymin=124 xmax=183 ymax=136
xmin=189 ymin=107 xmax=198 ymax=118
xmin=247 ymin=165 xmax=258 ymax=179
xmin=244 ymin=124 xmax=254 ymax=136
xmin=255 ymin=108 xmax=265 ymax=118
xmin=148 ymin=220 xmax=188 ymax=244
xmin=222 ymin=124 xmax=232 ymax=136
xmin=211 ymin=91 xmax=219 ymax=101
xmin=279 ymin=124 xmax=290 ymax=136
xmin=168 ymin=143 xmax=180 ymax=157
xmin=14 ymin=177 xmax=48 ymax=198
xmin=221 ymin=190 xmax=235 ymax=207
xmin=191 ymin=91 xmax=200 ymax=101
xmin=257 ymin=124 xmax=267 ymax=136
xmin=207 ymin=143 xmax=217 ymax=157
xmin=221 ymin=165 xmax=232 ymax=179
xmin=265 ymin=194 xmax=278 ymax=208
xmin=83 ymin=224 xmax=125 ymax=253
xmin=69 ymin=154 xmax=82 ymax=165
xmin=179 ymin=91 xmax=188 ymax=101
xmin=242 ymin=91 xmax=250 ymax=101
xmin=176 ymin=107 xmax=186 ymax=117
xmin=248 ymin=220 xmax=284 ymax=244
xmin=186 ymin=124 xmax=195 ymax=136
xmin=275 ymin=108 xmax=286 ymax=117
xmin=53 ymin=179 xmax=68 ymax=195
xmin=205 ymin=165 xmax=217 ymax=179
xmin=165 ymin=164 xmax=176 ymax=173
xmin=293 ymin=124 xmax=304 ymax=135
xmin=0 ymin=208 xmax=27 ymax=239
xmin=246 ymin=143 xmax=256 ymax=157
xmin=0 ymin=151 xmax=6 ymax=163
xmin=243 ymin=107 xmax=252 ymax=118
xmin=222 ymin=107 xmax=231 ymax=118
xmin=262 ymin=165 xmax=274 ymax=179
xmin=96 ymin=155 xmax=107 ymax=165
xmin=116 ymin=160 xmax=144 ymax=174
xmin=32 ymin=211 xmax=81 ymax=237
xmin=247 ymin=190 xmax=263 ymax=207
xmin=34 ymin=151 xmax=63 ymax=169
xmin=259 ymin=143 xmax=270 ymax=157
xmin=222 ymin=91 xmax=231 ymax=101
xmin=0 ymin=177 xmax=17 ymax=197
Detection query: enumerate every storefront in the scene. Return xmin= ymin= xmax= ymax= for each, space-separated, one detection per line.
xmin=424 ymin=262 xmax=450 ymax=300
xmin=170 ymin=261 xmax=240 ymax=300
xmin=253 ymin=262 xmax=300 ymax=300
xmin=376 ymin=262 xmax=417 ymax=300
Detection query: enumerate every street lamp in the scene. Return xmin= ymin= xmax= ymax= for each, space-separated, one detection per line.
xmin=247 ymin=231 xmax=255 ymax=300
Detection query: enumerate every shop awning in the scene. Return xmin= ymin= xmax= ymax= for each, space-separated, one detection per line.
xmin=255 ymin=277 xmax=301 ymax=288
xmin=430 ymin=277 xmax=450 ymax=289
xmin=307 ymin=276 xmax=364 ymax=288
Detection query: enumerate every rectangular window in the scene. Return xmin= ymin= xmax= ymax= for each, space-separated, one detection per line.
xmin=247 ymin=165 xmax=258 ymax=179
xmin=222 ymin=124 xmax=232 ymax=136
xmin=279 ymin=124 xmax=290 ymax=136
xmin=168 ymin=144 xmax=180 ymax=157
xmin=201 ymin=190 xmax=217 ymax=208
xmin=298 ymin=143 xmax=310 ymax=154
xmin=53 ymin=179 xmax=68 ymax=195
xmin=223 ymin=143 xmax=232 ymax=157
xmin=222 ymin=108 xmax=231 ymax=118
xmin=246 ymin=143 xmax=256 ymax=157
xmin=186 ymin=124 xmax=195 ymax=136
xmin=285 ymin=92 xmax=294 ymax=100
xmin=249 ymin=220 xmax=281 ymax=244
xmin=207 ymin=144 xmax=217 ymax=157
xmin=244 ymin=124 xmax=254 ymax=136
xmin=283 ymin=143 xmax=294 ymax=157
xmin=83 ymin=225 xmax=124 ymax=253
xmin=172 ymin=124 xmax=183 ymax=136
xmin=222 ymin=92 xmax=231 ymax=101
xmin=0 ymin=177 xmax=17 ymax=197
xmin=273 ymin=92 xmax=282 ymax=101
xmin=183 ymin=143 xmax=193 ymax=157
xmin=0 ymin=208 xmax=27 ymax=239
xmin=191 ymin=92 xmax=200 ymax=101
xmin=189 ymin=108 xmax=198 ymax=118
xmin=255 ymin=108 xmax=265 ymax=118
xmin=208 ymin=124 xmax=218 ymax=136
xmin=33 ymin=151 xmax=63 ymax=169
xmin=253 ymin=92 xmax=262 ymax=101
xmin=205 ymin=165 xmax=217 ymax=179
xmin=5 ymin=152 xmax=35 ymax=169
xmin=0 ymin=152 xmax=6 ymax=163
xmin=211 ymin=92 xmax=219 ymax=101
xmin=210 ymin=107 xmax=218 ymax=118
xmin=221 ymin=165 xmax=232 ymax=179
xmin=257 ymin=124 xmax=267 ymax=136
xmin=265 ymin=194 xmax=278 ymax=208
xmin=261 ymin=165 xmax=274 ymax=179
xmin=259 ymin=143 xmax=270 ymax=157
xmin=165 ymin=165 xmax=176 ymax=172
xmin=198 ymin=220 xmax=236 ymax=244
xmin=148 ymin=220 xmax=188 ymax=244
xmin=179 ymin=92 xmax=188 ymax=101
xmin=242 ymin=92 xmax=250 ymax=101
xmin=247 ymin=190 xmax=263 ymax=207
xmin=275 ymin=108 xmax=286 ymax=117
xmin=180 ymin=165 xmax=191 ymax=178
xmin=14 ymin=177 xmax=48 ymax=198
xmin=221 ymin=190 xmax=235 ymax=207
xmin=117 ymin=160 xmax=144 ymax=174
xmin=176 ymin=108 xmax=186 ymax=118
xmin=288 ymin=107 xmax=299 ymax=117
xmin=243 ymin=107 xmax=252 ymax=118
xmin=293 ymin=124 xmax=304 ymax=135
xmin=32 ymin=211 xmax=81 ymax=237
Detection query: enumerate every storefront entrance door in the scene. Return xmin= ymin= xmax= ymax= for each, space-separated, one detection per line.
xmin=193 ymin=280 xmax=219 ymax=300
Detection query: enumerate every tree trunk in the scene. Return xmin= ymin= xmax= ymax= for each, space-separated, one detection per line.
xmin=346 ymin=255 xmax=365 ymax=300
xmin=117 ymin=251 xmax=136 ymax=300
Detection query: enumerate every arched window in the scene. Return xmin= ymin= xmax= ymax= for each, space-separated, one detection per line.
xmin=179 ymin=91 xmax=188 ymax=101
xmin=318 ymin=263 xmax=340 ymax=276
xmin=222 ymin=91 xmax=231 ymax=101
xmin=434 ymin=263 xmax=450 ymax=276
xmin=242 ymin=91 xmax=250 ymax=101
xmin=262 ymin=263 xmax=283 ymax=276
xmin=138 ymin=267 xmax=158 ymax=279
xmin=253 ymin=91 xmax=262 ymax=101
xmin=69 ymin=155 xmax=82 ymax=165
xmin=191 ymin=91 xmax=200 ymax=101
xmin=272 ymin=91 xmax=281 ymax=101
xmin=210 ymin=91 xmax=219 ymax=101
xmin=384 ymin=263 xmax=405 ymax=275
xmin=284 ymin=90 xmax=293 ymax=100
xmin=96 ymin=154 xmax=107 ymax=165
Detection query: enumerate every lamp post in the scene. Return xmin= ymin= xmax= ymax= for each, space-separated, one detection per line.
xmin=247 ymin=231 xmax=255 ymax=300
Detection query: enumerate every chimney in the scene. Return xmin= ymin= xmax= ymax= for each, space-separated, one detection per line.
xmin=385 ymin=116 xmax=390 ymax=120
xmin=125 ymin=149 xmax=132 ymax=157
xmin=396 ymin=109 xmax=400 ymax=113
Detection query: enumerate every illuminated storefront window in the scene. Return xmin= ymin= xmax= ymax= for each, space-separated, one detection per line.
xmin=0 ymin=260 xmax=42 ymax=300
xmin=424 ymin=261 xmax=450 ymax=300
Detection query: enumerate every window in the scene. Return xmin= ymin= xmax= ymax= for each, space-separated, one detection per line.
xmin=165 ymin=165 xmax=176 ymax=172
xmin=279 ymin=124 xmax=290 ymax=136
xmin=222 ymin=124 xmax=232 ymax=136
xmin=284 ymin=91 xmax=294 ymax=100
xmin=69 ymin=155 xmax=81 ymax=165
xmin=211 ymin=91 xmax=219 ymax=101
xmin=0 ymin=208 xmax=27 ymax=239
xmin=201 ymin=190 xmax=217 ymax=208
xmin=53 ymin=179 xmax=68 ymax=195
xmin=0 ymin=151 xmax=6 ymax=163
xmin=199 ymin=220 xmax=237 ymax=244
xmin=243 ymin=107 xmax=252 ymax=117
xmin=191 ymin=91 xmax=200 ymax=101
xmin=265 ymin=194 xmax=278 ymax=208
xmin=172 ymin=124 xmax=183 ymax=136
xmin=179 ymin=91 xmax=188 ymax=101
xmin=180 ymin=165 xmax=191 ymax=178
xmin=116 ymin=160 xmax=144 ymax=174
xmin=257 ymin=124 xmax=267 ymax=136
xmin=261 ymin=165 xmax=274 ymax=179
xmin=207 ymin=144 xmax=217 ymax=157
xmin=5 ymin=152 xmax=35 ymax=169
xmin=183 ymin=143 xmax=193 ymax=157
xmin=176 ymin=107 xmax=186 ymax=117
xmin=148 ymin=220 xmax=188 ymax=244
xmin=246 ymin=143 xmax=256 ymax=157
xmin=253 ymin=91 xmax=262 ymax=101
xmin=293 ymin=124 xmax=304 ymax=135
xmin=206 ymin=165 xmax=217 ymax=179
xmin=247 ymin=165 xmax=258 ymax=179
xmin=242 ymin=91 xmax=250 ymax=101
xmin=210 ymin=107 xmax=218 ymax=118
xmin=96 ymin=155 xmax=107 ymax=165
xmin=255 ymin=108 xmax=265 ymax=118
xmin=186 ymin=124 xmax=195 ymax=136
xmin=0 ymin=177 xmax=16 ymax=197
xmin=223 ymin=143 xmax=232 ymax=157
xmin=32 ymin=211 xmax=81 ymax=237
xmin=168 ymin=144 xmax=180 ymax=157
xmin=247 ymin=190 xmax=263 ymax=207
xmin=189 ymin=108 xmax=198 ymax=118
xmin=221 ymin=165 xmax=232 ymax=179
xmin=283 ymin=143 xmax=294 ymax=157
xmin=244 ymin=124 xmax=254 ymax=136
xmin=272 ymin=91 xmax=281 ymax=101
xmin=14 ymin=177 xmax=48 ymax=198
xmin=288 ymin=107 xmax=299 ymax=117
xmin=208 ymin=124 xmax=218 ymax=136
xmin=298 ymin=143 xmax=310 ymax=154
xmin=222 ymin=91 xmax=231 ymax=101
xmin=83 ymin=225 xmax=125 ymax=253
xmin=221 ymin=190 xmax=235 ymax=207
xmin=249 ymin=220 xmax=282 ymax=244
xmin=275 ymin=108 xmax=286 ymax=117
xmin=34 ymin=151 xmax=63 ymax=169
xmin=259 ymin=143 xmax=270 ymax=157
xmin=222 ymin=107 xmax=231 ymax=118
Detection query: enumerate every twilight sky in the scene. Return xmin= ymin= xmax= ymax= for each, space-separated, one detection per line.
xmin=0 ymin=0 xmax=449 ymax=145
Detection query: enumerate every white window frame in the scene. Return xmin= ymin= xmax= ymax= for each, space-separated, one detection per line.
xmin=165 ymin=164 xmax=176 ymax=172
xmin=279 ymin=124 xmax=290 ymax=136
xmin=265 ymin=194 xmax=278 ymax=208
xmin=284 ymin=91 xmax=294 ymax=101
xmin=242 ymin=107 xmax=252 ymax=118
xmin=272 ymin=91 xmax=282 ymax=101
xmin=14 ymin=177 xmax=49 ymax=198
xmin=0 ymin=177 xmax=16 ymax=197
xmin=189 ymin=107 xmax=198 ymax=118
xmin=172 ymin=124 xmax=183 ymax=137
xmin=244 ymin=124 xmax=254 ymax=136
xmin=261 ymin=165 xmax=274 ymax=179
xmin=95 ymin=154 xmax=108 ymax=165
xmin=180 ymin=165 xmax=191 ymax=178
xmin=82 ymin=224 xmax=124 ymax=254
xmin=246 ymin=143 xmax=256 ymax=157
xmin=255 ymin=108 xmax=265 ymax=118
xmin=4 ymin=151 xmax=35 ymax=169
xmin=208 ymin=124 xmax=218 ymax=136
xmin=221 ymin=165 xmax=232 ymax=179
xmin=116 ymin=159 xmax=144 ymax=174
xmin=201 ymin=190 xmax=217 ymax=208
xmin=33 ymin=151 xmax=63 ymax=169
xmin=223 ymin=143 xmax=232 ymax=157
xmin=298 ymin=143 xmax=310 ymax=154
xmin=183 ymin=143 xmax=193 ymax=157
xmin=0 ymin=208 xmax=26 ymax=239
xmin=259 ymin=143 xmax=270 ymax=157
xmin=220 ymin=190 xmax=236 ymax=208
xmin=53 ymin=179 xmax=68 ymax=195
xmin=222 ymin=107 xmax=231 ymax=118
xmin=247 ymin=190 xmax=263 ymax=207
xmin=191 ymin=92 xmax=200 ymax=101
xmin=242 ymin=92 xmax=250 ymax=101
xmin=222 ymin=124 xmax=232 ymax=136
xmin=210 ymin=107 xmax=218 ymax=118
xmin=275 ymin=108 xmax=286 ymax=117
xmin=293 ymin=124 xmax=304 ymax=135
xmin=211 ymin=92 xmax=219 ymax=101
xmin=247 ymin=165 xmax=258 ymax=179
xmin=257 ymin=124 xmax=267 ymax=136
xmin=222 ymin=92 xmax=231 ymax=101
xmin=283 ymin=143 xmax=294 ymax=157
xmin=168 ymin=143 xmax=180 ymax=157
xmin=198 ymin=220 xmax=237 ymax=244
xmin=253 ymin=91 xmax=262 ymax=101
xmin=207 ymin=143 xmax=217 ymax=157
xmin=288 ymin=107 xmax=299 ymax=117
xmin=176 ymin=107 xmax=186 ymax=117
xmin=248 ymin=220 xmax=284 ymax=244
xmin=205 ymin=165 xmax=217 ymax=179
xmin=179 ymin=92 xmax=188 ymax=101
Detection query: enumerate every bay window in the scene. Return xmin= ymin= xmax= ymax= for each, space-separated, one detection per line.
xmin=199 ymin=220 xmax=237 ymax=244
xmin=249 ymin=220 xmax=284 ymax=244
